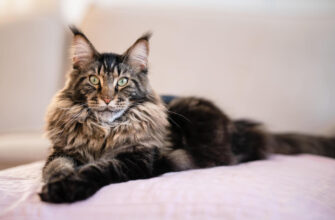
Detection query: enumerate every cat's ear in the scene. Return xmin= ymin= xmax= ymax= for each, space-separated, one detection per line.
xmin=70 ymin=26 xmax=98 ymax=69
xmin=123 ymin=33 xmax=151 ymax=72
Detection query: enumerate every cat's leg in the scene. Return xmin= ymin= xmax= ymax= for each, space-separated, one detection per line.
xmin=40 ymin=146 xmax=159 ymax=203
xmin=39 ymin=150 xmax=82 ymax=203
xmin=42 ymin=156 xmax=75 ymax=182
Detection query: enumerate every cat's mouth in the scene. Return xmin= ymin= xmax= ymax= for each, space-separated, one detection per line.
xmin=93 ymin=105 xmax=126 ymax=112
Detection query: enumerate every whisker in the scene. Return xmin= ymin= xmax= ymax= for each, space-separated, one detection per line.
xmin=167 ymin=116 xmax=182 ymax=129
xmin=56 ymin=103 xmax=88 ymax=110
xmin=166 ymin=110 xmax=191 ymax=123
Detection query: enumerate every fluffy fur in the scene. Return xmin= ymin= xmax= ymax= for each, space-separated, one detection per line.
xmin=40 ymin=27 xmax=335 ymax=203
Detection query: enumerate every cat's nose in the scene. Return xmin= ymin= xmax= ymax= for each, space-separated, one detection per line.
xmin=103 ymin=97 xmax=111 ymax=104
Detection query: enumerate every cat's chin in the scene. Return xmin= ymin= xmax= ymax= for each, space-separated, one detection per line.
xmin=97 ymin=110 xmax=125 ymax=124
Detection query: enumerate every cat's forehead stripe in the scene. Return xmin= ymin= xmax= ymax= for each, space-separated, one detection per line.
xmin=98 ymin=64 xmax=104 ymax=75
xmin=104 ymin=59 xmax=108 ymax=72
xmin=117 ymin=65 xmax=121 ymax=76
xmin=110 ymin=60 xmax=115 ymax=72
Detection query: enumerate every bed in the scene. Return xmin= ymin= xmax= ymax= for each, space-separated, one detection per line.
xmin=1 ymin=154 xmax=334 ymax=220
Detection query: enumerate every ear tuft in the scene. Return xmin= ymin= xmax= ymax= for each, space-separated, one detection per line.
xmin=138 ymin=32 xmax=152 ymax=42
xmin=124 ymin=32 xmax=152 ymax=71
xmin=69 ymin=25 xmax=83 ymax=36
xmin=70 ymin=26 xmax=98 ymax=69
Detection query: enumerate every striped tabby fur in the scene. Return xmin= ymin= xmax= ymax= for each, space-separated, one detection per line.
xmin=40 ymin=27 xmax=335 ymax=203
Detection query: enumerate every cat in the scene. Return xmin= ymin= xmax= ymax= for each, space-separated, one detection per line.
xmin=39 ymin=26 xmax=335 ymax=203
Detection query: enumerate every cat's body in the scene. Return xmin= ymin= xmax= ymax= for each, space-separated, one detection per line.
xmin=40 ymin=27 xmax=335 ymax=203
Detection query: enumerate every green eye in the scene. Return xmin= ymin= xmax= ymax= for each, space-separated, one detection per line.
xmin=89 ymin=75 xmax=100 ymax=85
xmin=117 ymin=77 xmax=128 ymax=87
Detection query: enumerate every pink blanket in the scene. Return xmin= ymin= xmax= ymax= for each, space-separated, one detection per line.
xmin=1 ymin=155 xmax=335 ymax=219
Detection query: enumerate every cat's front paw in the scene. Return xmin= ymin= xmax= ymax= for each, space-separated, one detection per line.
xmin=39 ymin=173 xmax=98 ymax=203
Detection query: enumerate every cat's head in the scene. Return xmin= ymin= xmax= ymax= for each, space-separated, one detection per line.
xmin=63 ymin=26 xmax=155 ymax=124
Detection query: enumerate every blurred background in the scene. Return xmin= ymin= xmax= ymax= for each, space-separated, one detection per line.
xmin=0 ymin=0 xmax=334 ymax=169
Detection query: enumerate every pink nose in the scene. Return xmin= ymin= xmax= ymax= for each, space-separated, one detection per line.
xmin=103 ymin=98 xmax=111 ymax=104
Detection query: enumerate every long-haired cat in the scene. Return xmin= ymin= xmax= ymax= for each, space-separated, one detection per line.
xmin=39 ymin=27 xmax=335 ymax=203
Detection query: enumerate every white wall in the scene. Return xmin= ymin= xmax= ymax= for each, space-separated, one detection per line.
xmin=0 ymin=12 xmax=67 ymax=133
xmin=81 ymin=5 xmax=335 ymax=135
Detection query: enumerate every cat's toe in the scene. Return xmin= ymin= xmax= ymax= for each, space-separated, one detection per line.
xmin=39 ymin=175 xmax=98 ymax=203
xmin=40 ymin=178 xmax=72 ymax=203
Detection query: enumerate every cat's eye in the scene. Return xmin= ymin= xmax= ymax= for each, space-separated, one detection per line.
xmin=89 ymin=75 xmax=100 ymax=85
xmin=117 ymin=77 xmax=128 ymax=87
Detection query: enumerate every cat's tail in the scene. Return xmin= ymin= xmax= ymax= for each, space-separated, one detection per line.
xmin=267 ymin=133 xmax=335 ymax=159
xmin=232 ymin=119 xmax=335 ymax=160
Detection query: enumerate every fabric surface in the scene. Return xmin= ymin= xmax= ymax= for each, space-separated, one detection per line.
xmin=0 ymin=155 xmax=334 ymax=220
